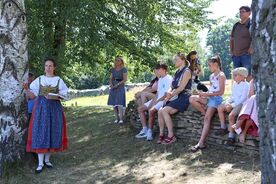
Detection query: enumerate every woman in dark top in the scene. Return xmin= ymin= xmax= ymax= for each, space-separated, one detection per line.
xmin=107 ymin=56 xmax=128 ymax=123
xmin=187 ymin=51 xmax=208 ymax=92
xmin=157 ymin=52 xmax=192 ymax=145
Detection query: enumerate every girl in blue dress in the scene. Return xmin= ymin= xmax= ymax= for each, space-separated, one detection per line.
xmin=157 ymin=52 xmax=192 ymax=144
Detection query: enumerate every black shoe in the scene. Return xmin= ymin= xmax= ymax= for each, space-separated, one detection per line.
xmin=226 ymin=137 xmax=235 ymax=146
xmin=44 ymin=161 xmax=53 ymax=169
xmin=35 ymin=165 xmax=44 ymax=174
xmin=214 ymin=128 xmax=228 ymax=136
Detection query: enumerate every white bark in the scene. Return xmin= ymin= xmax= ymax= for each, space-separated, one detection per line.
xmin=251 ymin=0 xmax=276 ymax=183
xmin=0 ymin=0 xmax=28 ymax=175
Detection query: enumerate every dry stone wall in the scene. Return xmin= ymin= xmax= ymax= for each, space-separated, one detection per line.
xmin=125 ymin=100 xmax=259 ymax=154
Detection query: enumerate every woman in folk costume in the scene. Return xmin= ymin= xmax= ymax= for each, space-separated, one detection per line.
xmin=26 ymin=58 xmax=68 ymax=174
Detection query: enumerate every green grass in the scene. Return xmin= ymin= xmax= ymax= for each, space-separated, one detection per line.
xmin=1 ymin=105 xmax=260 ymax=184
xmin=64 ymin=86 xmax=231 ymax=107
xmin=1 ymin=82 xmax=256 ymax=183
xmin=64 ymin=91 xmax=136 ymax=107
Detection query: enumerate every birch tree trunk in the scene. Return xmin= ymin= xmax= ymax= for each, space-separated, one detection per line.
xmin=251 ymin=0 xmax=276 ymax=183
xmin=0 ymin=0 xmax=28 ymax=176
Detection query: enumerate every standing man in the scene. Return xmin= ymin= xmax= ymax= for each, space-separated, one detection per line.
xmin=230 ymin=6 xmax=252 ymax=81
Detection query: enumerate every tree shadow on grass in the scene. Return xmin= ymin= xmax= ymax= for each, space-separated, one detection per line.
xmin=1 ymin=106 xmax=260 ymax=184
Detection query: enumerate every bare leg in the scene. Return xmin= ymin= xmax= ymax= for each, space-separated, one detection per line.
xmin=141 ymin=92 xmax=148 ymax=105
xmin=232 ymin=119 xmax=246 ymax=129
xmin=136 ymin=97 xmax=142 ymax=106
xmin=144 ymin=92 xmax=156 ymax=101
xmin=118 ymin=106 xmax=124 ymax=121
xmin=113 ymin=106 xmax=119 ymax=121
xmin=138 ymin=105 xmax=147 ymax=127
xmin=189 ymin=95 xmax=207 ymax=115
xmin=239 ymin=120 xmax=251 ymax=143
xmin=198 ymin=107 xmax=217 ymax=147
xmin=161 ymin=106 xmax=178 ymax=137
xmin=135 ymin=92 xmax=142 ymax=106
xmin=148 ymin=108 xmax=157 ymax=129
xmin=217 ymin=104 xmax=226 ymax=126
xmin=158 ymin=108 xmax=165 ymax=136
xmin=228 ymin=111 xmax=236 ymax=133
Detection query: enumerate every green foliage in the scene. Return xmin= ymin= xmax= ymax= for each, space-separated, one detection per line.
xmin=204 ymin=18 xmax=239 ymax=79
xmin=26 ymin=0 xmax=213 ymax=89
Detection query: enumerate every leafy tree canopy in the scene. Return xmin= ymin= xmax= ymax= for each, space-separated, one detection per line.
xmin=26 ymin=0 xmax=214 ymax=89
xmin=204 ymin=17 xmax=239 ymax=79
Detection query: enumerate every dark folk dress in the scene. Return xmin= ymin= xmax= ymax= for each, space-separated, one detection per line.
xmin=26 ymin=77 xmax=68 ymax=153
xmin=166 ymin=66 xmax=192 ymax=112
xmin=107 ymin=67 xmax=127 ymax=107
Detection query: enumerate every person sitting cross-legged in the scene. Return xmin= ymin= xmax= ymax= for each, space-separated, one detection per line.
xmin=135 ymin=64 xmax=173 ymax=141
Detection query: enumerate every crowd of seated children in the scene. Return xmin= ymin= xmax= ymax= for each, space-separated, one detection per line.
xmin=133 ymin=53 xmax=258 ymax=150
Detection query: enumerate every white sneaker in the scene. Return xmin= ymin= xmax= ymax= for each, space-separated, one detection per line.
xmin=146 ymin=129 xmax=153 ymax=141
xmin=119 ymin=120 xmax=123 ymax=124
xmin=135 ymin=129 xmax=147 ymax=138
xmin=114 ymin=120 xmax=119 ymax=123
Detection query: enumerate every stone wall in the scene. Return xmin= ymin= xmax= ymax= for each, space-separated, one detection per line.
xmin=125 ymin=100 xmax=259 ymax=155
xmin=67 ymin=83 xmax=149 ymax=99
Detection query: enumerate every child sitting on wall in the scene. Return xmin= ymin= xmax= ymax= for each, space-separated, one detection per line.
xmin=215 ymin=67 xmax=250 ymax=145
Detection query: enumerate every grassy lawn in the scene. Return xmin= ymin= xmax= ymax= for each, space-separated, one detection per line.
xmin=64 ymin=79 xmax=232 ymax=107
xmin=1 ymin=80 xmax=259 ymax=183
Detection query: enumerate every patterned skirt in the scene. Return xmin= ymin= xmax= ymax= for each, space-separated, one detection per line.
xmin=107 ymin=85 xmax=126 ymax=107
xmin=26 ymin=96 xmax=68 ymax=153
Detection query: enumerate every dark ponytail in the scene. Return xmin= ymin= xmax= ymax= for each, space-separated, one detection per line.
xmin=210 ymin=55 xmax=222 ymax=71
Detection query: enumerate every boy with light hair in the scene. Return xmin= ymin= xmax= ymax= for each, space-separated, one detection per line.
xmin=215 ymin=67 xmax=250 ymax=145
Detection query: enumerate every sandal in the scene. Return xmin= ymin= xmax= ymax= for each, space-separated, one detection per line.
xmin=161 ymin=135 xmax=176 ymax=145
xmin=191 ymin=144 xmax=206 ymax=153
xmin=157 ymin=135 xmax=165 ymax=144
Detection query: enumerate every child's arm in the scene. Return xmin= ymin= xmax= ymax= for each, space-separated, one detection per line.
xmin=230 ymin=82 xmax=250 ymax=107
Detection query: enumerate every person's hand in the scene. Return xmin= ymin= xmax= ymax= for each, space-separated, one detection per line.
xmin=225 ymin=104 xmax=232 ymax=112
xmin=22 ymin=83 xmax=29 ymax=90
xmin=199 ymin=92 xmax=208 ymax=98
xmin=248 ymin=47 xmax=253 ymax=55
xmin=166 ymin=92 xmax=173 ymax=99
